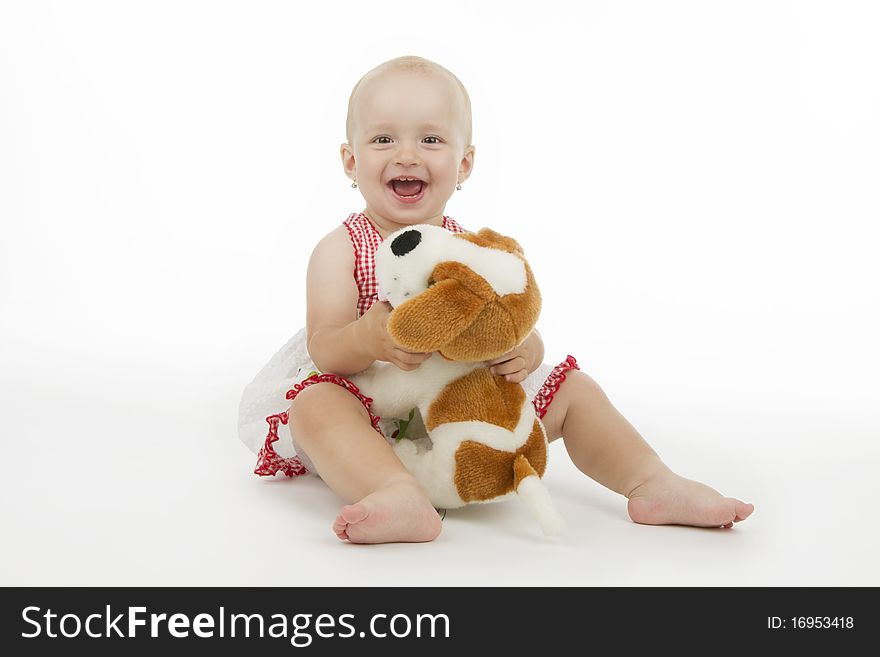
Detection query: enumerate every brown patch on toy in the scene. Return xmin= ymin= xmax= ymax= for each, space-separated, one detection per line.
xmin=425 ymin=368 xmax=525 ymax=432
xmin=454 ymin=441 xmax=515 ymax=501
xmin=385 ymin=264 xmax=489 ymax=355
xmin=457 ymin=228 xmax=524 ymax=256
xmin=440 ymin=303 xmax=519 ymax=362
xmin=521 ymin=419 xmax=548 ymax=477
xmin=440 ymin=258 xmax=542 ymax=362
xmin=431 ymin=260 xmax=496 ymax=301
xmin=513 ymin=454 xmax=537 ymax=488
xmin=453 ymin=418 xmax=549 ymax=502
xmin=496 ymin=264 xmax=542 ymax=345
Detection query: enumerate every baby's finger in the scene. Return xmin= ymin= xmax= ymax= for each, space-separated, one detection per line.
xmin=489 ymin=356 xmax=526 ymax=376
xmin=390 ymin=355 xmax=422 ymax=371
xmin=395 ymin=348 xmax=431 ymax=365
xmin=487 ymin=353 xmax=514 ymax=366
xmin=503 ymin=370 xmax=528 ymax=384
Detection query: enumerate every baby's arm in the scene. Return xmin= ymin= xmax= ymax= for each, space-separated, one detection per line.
xmin=305 ymin=226 xmax=373 ymax=375
xmin=305 ymin=226 xmax=433 ymax=377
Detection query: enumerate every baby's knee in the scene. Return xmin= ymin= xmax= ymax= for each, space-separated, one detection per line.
xmin=540 ymin=369 xmax=604 ymax=439
xmin=545 ymin=368 xmax=601 ymax=401
xmin=288 ymin=382 xmax=370 ymax=435
xmin=288 ymin=384 xmax=333 ymax=435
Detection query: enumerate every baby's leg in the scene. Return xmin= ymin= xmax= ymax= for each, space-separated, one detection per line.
xmin=540 ymin=370 xmax=753 ymax=528
xmin=289 ymin=382 xmax=441 ymax=543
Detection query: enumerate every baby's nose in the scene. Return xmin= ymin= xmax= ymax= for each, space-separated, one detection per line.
xmin=395 ymin=144 xmax=421 ymax=166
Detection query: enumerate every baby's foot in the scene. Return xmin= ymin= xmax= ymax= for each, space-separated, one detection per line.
xmin=626 ymin=468 xmax=754 ymax=528
xmin=332 ymin=478 xmax=442 ymax=544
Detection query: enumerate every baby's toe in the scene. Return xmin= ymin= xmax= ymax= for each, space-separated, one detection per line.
xmin=733 ymin=501 xmax=754 ymax=522
xmin=340 ymin=503 xmax=370 ymax=525
xmin=705 ymin=504 xmax=738 ymax=527
xmin=712 ymin=498 xmax=753 ymax=527
xmin=332 ymin=515 xmax=350 ymax=541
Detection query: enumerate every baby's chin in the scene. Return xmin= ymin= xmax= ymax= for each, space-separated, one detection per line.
xmin=373 ymin=207 xmax=447 ymax=227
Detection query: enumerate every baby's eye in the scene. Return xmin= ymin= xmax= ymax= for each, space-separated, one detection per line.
xmin=373 ymin=136 xmax=393 ymax=144
xmin=423 ymin=136 xmax=441 ymax=144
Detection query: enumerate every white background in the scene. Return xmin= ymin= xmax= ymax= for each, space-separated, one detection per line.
xmin=1 ymin=0 xmax=878 ymax=586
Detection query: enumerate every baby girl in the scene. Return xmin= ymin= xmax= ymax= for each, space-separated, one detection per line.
xmin=238 ymin=55 xmax=754 ymax=543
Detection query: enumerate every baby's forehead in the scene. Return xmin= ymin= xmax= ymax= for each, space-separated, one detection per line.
xmin=361 ymin=83 xmax=461 ymax=127
xmin=357 ymin=72 xmax=460 ymax=114
xmin=364 ymin=68 xmax=455 ymax=94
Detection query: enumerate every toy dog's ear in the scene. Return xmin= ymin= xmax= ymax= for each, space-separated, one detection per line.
xmin=387 ymin=261 xmax=494 ymax=354
xmin=461 ymin=228 xmax=525 ymax=256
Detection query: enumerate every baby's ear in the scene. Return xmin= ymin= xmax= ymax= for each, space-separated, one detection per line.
xmin=387 ymin=261 xmax=493 ymax=353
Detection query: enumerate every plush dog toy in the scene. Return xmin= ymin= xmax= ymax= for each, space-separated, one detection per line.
xmin=350 ymin=225 xmax=564 ymax=536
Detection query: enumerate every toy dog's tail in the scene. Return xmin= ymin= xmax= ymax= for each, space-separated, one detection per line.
xmin=513 ymin=454 xmax=565 ymax=536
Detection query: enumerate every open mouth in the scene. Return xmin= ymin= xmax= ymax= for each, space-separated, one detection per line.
xmin=388 ymin=177 xmax=427 ymax=202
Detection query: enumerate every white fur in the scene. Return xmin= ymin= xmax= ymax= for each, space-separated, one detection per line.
xmin=375 ymin=224 xmax=527 ymax=309
xmin=392 ymin=437 xmax=464 ymax=508
xmin=350 ymin=355 xmax=479 ymax=419
xmin=428 ymin=402 xmax=536 ymax=453
xmin=516 ymin=475 xmax=566 ymax=536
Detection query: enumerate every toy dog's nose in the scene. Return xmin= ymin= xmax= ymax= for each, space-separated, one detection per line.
xmin=391 ymin=229 xmax=421 ymax=257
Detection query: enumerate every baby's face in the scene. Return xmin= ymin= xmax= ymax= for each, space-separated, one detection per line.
xmin=342 ymin=71 xmax=474 ymax=227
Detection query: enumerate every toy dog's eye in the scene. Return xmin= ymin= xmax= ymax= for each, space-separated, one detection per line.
xmin=427 ymin=278 xmax=436 ymax=287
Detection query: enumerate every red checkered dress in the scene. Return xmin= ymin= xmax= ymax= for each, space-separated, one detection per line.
xmin=343 ymin=212 xmax=466 ymax=318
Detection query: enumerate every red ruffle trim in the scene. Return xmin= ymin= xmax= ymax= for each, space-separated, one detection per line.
xmin=253 ymin=372 xmax=384 ymax=478
xmin=532 ymin=355 xmax=580 ymax=420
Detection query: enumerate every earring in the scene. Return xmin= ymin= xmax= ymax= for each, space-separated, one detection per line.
xmin=456 ymin=183 xmax=462 ymax=190
xmin=351 ymin=181 xmax=358 ymax=188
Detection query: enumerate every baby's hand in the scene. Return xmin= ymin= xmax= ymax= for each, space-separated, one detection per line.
xmin=487 ymin=344 xmax=530 ymax=384
xmin=358 ymin=301 xmax=433 ymax=371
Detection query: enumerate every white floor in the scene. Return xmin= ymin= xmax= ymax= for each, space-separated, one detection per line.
xmin=3 ymin=368 xmax=877 ymax=587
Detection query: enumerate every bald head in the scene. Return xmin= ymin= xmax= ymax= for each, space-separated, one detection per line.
xmin=345 ymin=56 xmax=473 ymax=149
